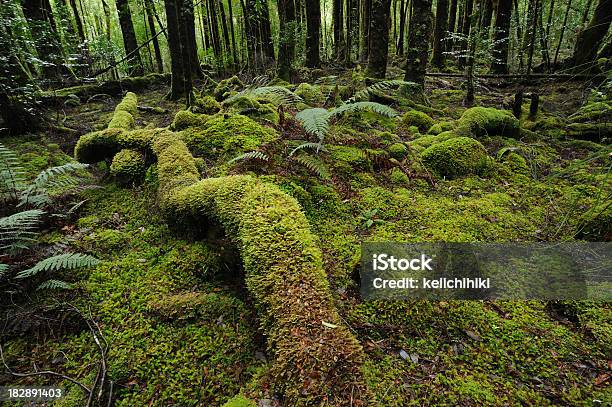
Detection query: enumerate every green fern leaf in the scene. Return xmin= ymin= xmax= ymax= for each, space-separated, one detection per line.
xmin=0 ymin=263 xmax=8 ymax=279
xmin=20 ymin=162 xmax=88 ymax=207
xmin=349 ymin=80 xmax=418 ymax=102
xmin=294 ymin=154 xmax=331 ymax=180
xmin=331 ymin=101 xmax=398 ymax=118
xmin=225 ymin=86 xmax=303 ymax=106
xmin=37 ymin=279 xmax=74 ymax=290
xmin=16 ymin=253 xmax=100 ymax=279
xmin=295 ymin=108 xmax=331 ymax=142
xmin=289 ymin=142 xmax=328 ymax=156
xmin=0 ymin=209 xmax=44 ymax=253
xmin=0 ymin=143 xmax=26 ymax=202
xmin=227 ymin=151 xmax=269 ymax=164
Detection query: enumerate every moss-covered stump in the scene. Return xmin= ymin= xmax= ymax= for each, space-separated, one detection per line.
xmin=421 ymin=136 xmax=489 ymax=178
xmin=456 ymin=107 xmax=520 ymax=139
xmin=75 ymin=94 xmax=369 ymax=405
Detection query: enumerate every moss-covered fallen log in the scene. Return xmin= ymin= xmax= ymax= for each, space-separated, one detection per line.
xmin=75 ymin=93 xmax=369 ymax=405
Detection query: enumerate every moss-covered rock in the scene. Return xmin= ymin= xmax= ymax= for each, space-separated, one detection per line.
xmin=408 ymin=131 xmax=457 ymax=153
xmin=456 ymin=107 xmax=520 ymax=138
xmin=569 ymin=101 xmax=611 ymax=123
xmin=427 ymin=120 xmax=455 ymax=135
xmin=214 ymin=75 xmax=244 ymax=100
xmin=566 ymin=122 xmax=612 ymax=141
xmin=222 ymin=394 xmax=257 ymax=407
xmin=421 ymin=136 xmax=489 ymax=178
xmin=181 ymin=114 xmax=278 ymax=158
xmin=501 ymin=152 xmax=530 ymax=176
xmin=295 ymin=83 xmax=325 ymax=106
xmin=223 ymin=96 xmax=279 ymax=123
xmin=193 ymin=95 xmax=221 ymax=115
xmin=109 ymin=148 xmax=146 ymax=182
xmin=328 ymin=145 xmax=370 ymax=170
xmin=171 ymin=110 xmax=209 ymax=130
xmin=402 ymin=110 xmax=435 ymax=133
xmin=388 ymin=142 xmax=408 ymax=160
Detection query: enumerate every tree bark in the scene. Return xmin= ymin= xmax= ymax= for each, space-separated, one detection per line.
xmin=359 ymin=0 xmax=371 ymax=61
xmin=490 ymin=0 xmax=511 ymax=73
xmin=333 ymin=0 xmax=345 ymax=60
xmin=432 ymin=0 xmax=449 ymax=67
xmin=446 ymin=0 xmax=457 ymax=51
xmin=164 ymin=0 xmax=192 ymax=100
xmin=464 ymin=0 xmax=480 ymax=105
xmin=306 ymin=0 xmax=321 ymax=67
xmin=396 ymin=0 xmax=407 ymax=55
xmin=572 ymin=0 xmax=612 ymax=67
xmin=553 ymin=0 xmax=572 ymax=66
xmin=458 ymin=0 xmax=472 ymax=66
xmin=480 ymin=0 xmax=492 ymax=37
xmin=68 ymin=0 xmax=86 ymax=43
xmin=115 ymin=0 xmax=144 ymax=76
xmin=404 ymin=0 xmax=433 ymax=87
xmin=346 ymin=0 xmax=359 ymax=63
xmin=366 ymin=0 xmax=392 ymax=78
xmin=144 ymin=0 xmax=164 ymax=72
xmin=227 ymin=0 xmax=239 ymax=67
xmin=277 ymin=0 xmax=296 ymax=80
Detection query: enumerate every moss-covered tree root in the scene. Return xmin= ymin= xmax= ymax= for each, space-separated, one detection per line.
xmin=75 ymin=93 xmax=369 ymax=405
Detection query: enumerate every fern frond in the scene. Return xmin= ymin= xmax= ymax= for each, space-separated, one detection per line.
xmin=331 ymin=101 xmax=398 ymax=118
xmin=16 ymin=253 xmax=100 ymax=279
xmin=0 ymin=263 xmax=8 ymax=279
xmin=295 ymin=108 xmax=331 ymax=142
xmin=0 ymin=209 xmax=44 ymax=253
xmin=227 ymin=151 xmax=269 ymax=164
xmin=289 ymin=142 xmax=328 ymax=156
xmin=225 ymin=86 xmax=303 ymax=106
xmin=294 ymin=154 xmax=331 ymax=180
xmin=349 ymin=80 xmax=418 ymax=102
xmin=37 ymin=279 xmax=74 ymax=290
xmin=19 ymin=162 xmax=88 ymax=207
xmin=0 ymin=142 xmax=26 ymax=202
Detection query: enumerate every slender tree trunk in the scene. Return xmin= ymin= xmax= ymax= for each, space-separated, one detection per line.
xmin=525 ymin=0 xmax=538 ymax=74
xmin=208 ymin=0 xmax=222 ymax=62
xmin=513 ymin=0 xmax=523 ymax=70
xmin=581 ymin=0 xmax=594 ymax=27
xmin=165 ymin=0 xmax=191 ymax=100
xmin=68 ymin=0 xmax=86 ymax=43
xmin=185 ymin=0 xmax=200 ymax=76
xmin=458 ymin=0 xmax=472 ymax=66
xmin=572 ymin=0 xmax=612 ymax=67
xmin=218 ymin=0 xmax=232 ymax=57
xmin=359 ymin=0 xmax=371 ymax=61
xmin=277 ymin=0 xmax=296 ymax=80
xmin=115 ymin=0 xmax=144 ymax=76
xmin=306 ymin=0 xmax=321 ymax=67
xmin=553 ymin=0 xmax=571 ymax=66
xmin=446 ymin=0 xmax=457 ymax=51
xmin=465 ymin=0 xmax=480 ymax=105
xmin=432 ymin=0 xmax=449 ymax=67
xmin=333 ymin=0 xmax=345 ymax=60
xmin=404 ymin=0 xmax=433 ymax=87
xmin=366 ymin=0 xmax=392 ymax=78
xmin=537 ymin=0 xmax=550 ymax=71
xmin=144 ymin=0 xmax=163 ymax=72
xmin=227 ymin=0 xmax=239 ymax=67
xmin=396 ymin=0 xmax=408 ymax=55
xmin=480 ymin=0 xmax=492 ymax=37
xmin=490 ymin=0 xmax=512 ymax=74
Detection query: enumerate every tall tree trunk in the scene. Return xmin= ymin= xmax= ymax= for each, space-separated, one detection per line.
xmin=164 ymin=0 xmax=192 ymax=100
xmin=480 ymin=0 xmax=492 ymax=36
xmin=260 ymin=0 xmax=275 ymax=61
xmin=68 ymin=0 xmax=86 ymax=43
xmin=396 ymin=0 xmax=406 ymax=55
xmin=115 ymin=0 xmax=144 ymax=75
xmin=208 ymin=0 xmax=222 ymax=62
xmin=359 ymin=0 xmax=371 ymax=61
xmin=537 ymin=0 xmax=550 ymax=71
xmin=227 ymin=0 xmax=239 ymax=67
xmin=144 ymin=0 xmax=163 ymax=72
xmin=553 ymin=0 xmax=571 ymax=66
xmin=184 ymin=0 xmax=200 ymax=76
xmin=277 ymin=0 xmax=296 ymax=80
xmin=490 ymin=0 xmax=512 ymax=73
xmin=346 ymin=0 xmax=359 ymax=63
xmin=306 ymin=0 xmax=321 ymax=67
xmin=572 ymin=0 xmax=612 ymax=67
xmin=432 ymin=0 xmax=449 ymax=67
xmin=218 ymin=0 xmax=232 ymax=58
xmin=458 ymin=0 xmax=472 ymax=66
xmin=581 ymin=0 xmax=594 ymax=27
xmin=404 ymin=0 xmax=433 ymax=87
xmin=240 ymin=0 xmax=255 ymax=70
xmin=464 ymin=0 xmax=479 ymax=105
xmin=524 ymin=0 xmax=538 ymax=74
xmin=333 ymin=0 xmax=345 ymax=60
xmin=21 ymin=0 xmax=65 ymax=79
xmin=366 ymin=0 xmax=392 ymax=77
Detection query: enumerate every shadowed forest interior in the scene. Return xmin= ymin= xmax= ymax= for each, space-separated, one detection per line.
xmin=0 ymin=0 xmax=611 ymax=405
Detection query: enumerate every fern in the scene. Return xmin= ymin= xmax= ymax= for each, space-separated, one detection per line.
xmin=349 ymin=79 xmax=418 ymax=102
xmin=227 ymin=151 xmax=270 ymax=164
xmin=295 ymin=108 xmax=331 ymax=141
xmin=225 ymin=86 xmax=303 ymax=106
xmin=37 ymin=279 xmax=73 ymax=290
xmin=0 ymin=209 xmax=44 ymax=253
xmin=19 ymin=162 xmax=89 ymax=207
xmin=0 ymin=142 xmax=26 ymax=202
xmin=331 ymin=101 xmax=398 ymax=118
xmin=289 ymin=142 xmax=328 ymax=156
xmin=294 ymin=154 xmax=331 ymax=180
xmin=16 ymin=253 xmax=100 ymax=279
xmin=0 ymin=263 xmax=8 ymax=279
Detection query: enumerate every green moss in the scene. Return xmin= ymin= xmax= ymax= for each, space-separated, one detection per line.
xmin=328 ymin=145 xmax=370 ymax=170
xmin=387 ymin=142 xmax=408 ymax=159
xmin=408 ymin=131 xmax=457 ymax=153
xmin=402 ymin=110 xmax=435 ymax=133
xmin=576 ymin=203 xmax=611 ymax=241
xmin=223 ymin=96 xmax=279 ymax=123
xmin=115 ymin=92 xmax=138 ymax=115
xmin=222 ymin=394 xmax=258 ymax=407
xmin=193 ymin=95 xmax=221 ymax=114
xmin=181 ymin=114 xmax=278 ymax=159
xmin=501 ymin=152 xmax=530 ymax=176
xmin=295 ymin=83 xmax=325 ymax=106
xmin=171 ymin=110 xmax=209 ymax=130
xmin=569 ymin=101 xmax=611 ymax=123
xmin=389 ymin=167 xmax=409 ymax=184
xmin=567 ymin=122 xmax=612 ymax=141
xmin=109 ymin=148 xmax=146 ymax=182
xmin=376 ymin=131 xmax=401 ymax=145
xmin=108 ymin=110 xmax=135 ymax=130
xmin=421 ymin=137 xmax=489 ymax=178
xmin=214 ymin=75 xmax=244 ymax=100
xmin=427 ymin=120 xmax=455 ymax=135
xmin=456 ymin=107 xmax=520 ymax=139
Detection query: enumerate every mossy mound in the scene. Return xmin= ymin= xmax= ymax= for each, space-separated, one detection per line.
xmin=328 ymin=145 xmax=370 ymax=170
xmin=421 ymin=136 xmax=489 ymax=178
xmin=387 ymin=142 xmax=408 ymax=159
xmin=456 ymin=107 xmax=520 ymax=138
xmin=214 ymin=75 xmax=244 ymax=100
xmin=171 ymin=110 xmax=209 ymax=130
xmin=569 ymin=101 xmax=612 ymax=123
xmin=109 ymin=148 xmax=146 ymax=183
xmin=222 ymin=395 xmax=257 ymax=407
xmin=408 ymin=131 xmax=457 ymax=153
xmin=428 ymin=120 xmax=455 ymax=135
xmin=222 ymin=96 xmax=279 ymax=123
xmin=500 ymin=152 xmax=530 ymax=176
xmin=181 ymin=114 xmax=278 ymax=158
xmin=389 ymin=167 xmax=409 ymax=184
xmin=402 ymin=110 xmax=435 ymax=133
xmin=567 ymin=122 xmax=612 ymax=142
xmin=193 ymin=95 xmax=221 ymax=114
xmin=295 ymin=83 xmax=325 ymax=105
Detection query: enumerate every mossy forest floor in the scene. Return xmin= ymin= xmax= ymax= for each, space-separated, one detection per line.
xmin=1 ymin=71 xmax=611 ymax=406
